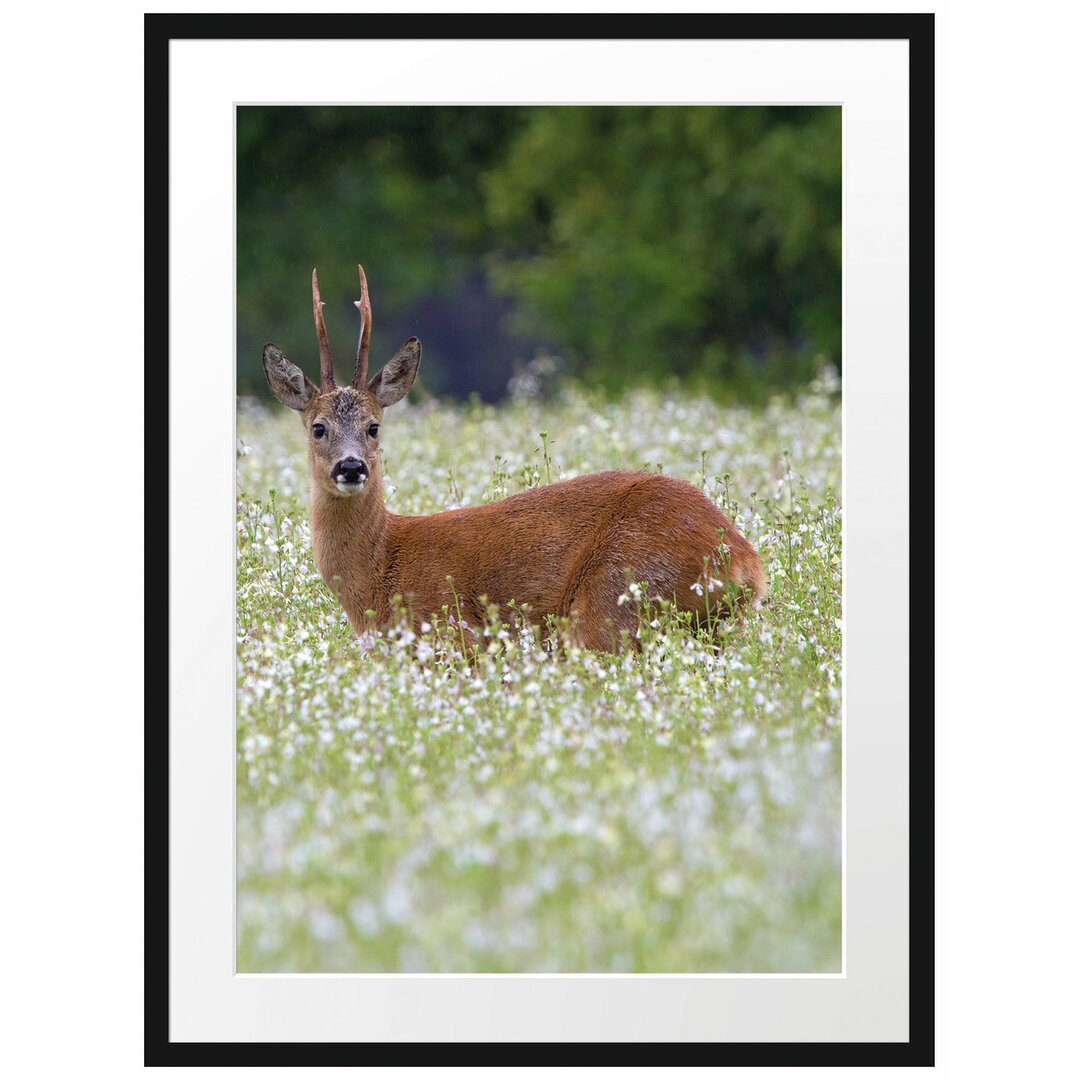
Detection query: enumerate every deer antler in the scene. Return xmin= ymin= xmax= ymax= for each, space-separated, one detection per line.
xmin=312 ymin=268 xmax=335 ymax=391
xmin=353 ymin=264 xmax=372 ymax=388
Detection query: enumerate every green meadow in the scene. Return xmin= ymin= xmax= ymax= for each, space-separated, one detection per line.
xmin=236 ymin=375 xmax=842 ymax=972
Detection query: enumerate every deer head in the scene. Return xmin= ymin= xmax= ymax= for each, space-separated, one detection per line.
xmin=262 ymin=266 xmax=422 ymax=499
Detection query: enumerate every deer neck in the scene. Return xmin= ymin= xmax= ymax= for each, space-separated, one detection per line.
xmin=309 ymin=472 xmax=391 ymax=629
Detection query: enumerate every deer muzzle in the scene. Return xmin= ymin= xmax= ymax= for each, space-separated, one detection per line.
xmin=332 ymin=457 xmax=368 ymax=494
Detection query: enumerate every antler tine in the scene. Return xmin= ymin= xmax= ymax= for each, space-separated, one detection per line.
xmin=353 ymin=263 xmax=372 ymax=388
xmin=312 ymin=268 xmax=335 ymax=391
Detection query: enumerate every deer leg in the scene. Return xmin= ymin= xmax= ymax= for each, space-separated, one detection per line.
xmin=566 ymin=563 xmax=640 ymax=653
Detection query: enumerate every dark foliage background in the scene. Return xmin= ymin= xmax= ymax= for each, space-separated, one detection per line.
xmin=237 ymin=105 xmax=840 ymax=402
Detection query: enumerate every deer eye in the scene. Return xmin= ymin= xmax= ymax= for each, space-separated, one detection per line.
xmin=312 ymin=422 xmax=326 ymax=439
xmin=368 ymin=423 xmax=379 ymax=439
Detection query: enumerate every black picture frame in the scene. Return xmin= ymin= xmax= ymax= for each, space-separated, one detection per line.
xmin=146 ymin=11 xmax=934 ymax=1066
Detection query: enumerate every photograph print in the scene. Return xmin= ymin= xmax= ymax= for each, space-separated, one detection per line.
xmin=235 ymin=104 xmax=842 ymax=973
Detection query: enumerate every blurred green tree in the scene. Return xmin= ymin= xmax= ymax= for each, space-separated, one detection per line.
xmin=483 ymin=106 xmax=841 ymax=395
xmin=237 ymin=106 xmax=840 ymax=400
xmin=237 ymin=106 xmax=528 ymax=397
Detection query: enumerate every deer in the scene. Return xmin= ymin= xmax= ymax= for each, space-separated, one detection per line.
xmin=261 ymin=265 xmax=768 ymax=652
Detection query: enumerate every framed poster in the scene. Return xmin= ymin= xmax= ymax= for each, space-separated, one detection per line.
xmin=148 ymin=12 xmax=933 ymax=1065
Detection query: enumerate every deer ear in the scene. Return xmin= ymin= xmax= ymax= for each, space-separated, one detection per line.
xmin=263 ymin=344 xmax=317 ymax=411
xmin=369 ymin=338 xmax=421 ymax=407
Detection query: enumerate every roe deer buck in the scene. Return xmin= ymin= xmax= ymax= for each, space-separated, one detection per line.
xmin=262 ymin=266 xmax=767 ymax=651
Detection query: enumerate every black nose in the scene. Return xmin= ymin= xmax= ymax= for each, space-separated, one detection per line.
xmin=333 ymin=457 xmax=368 ymax=483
